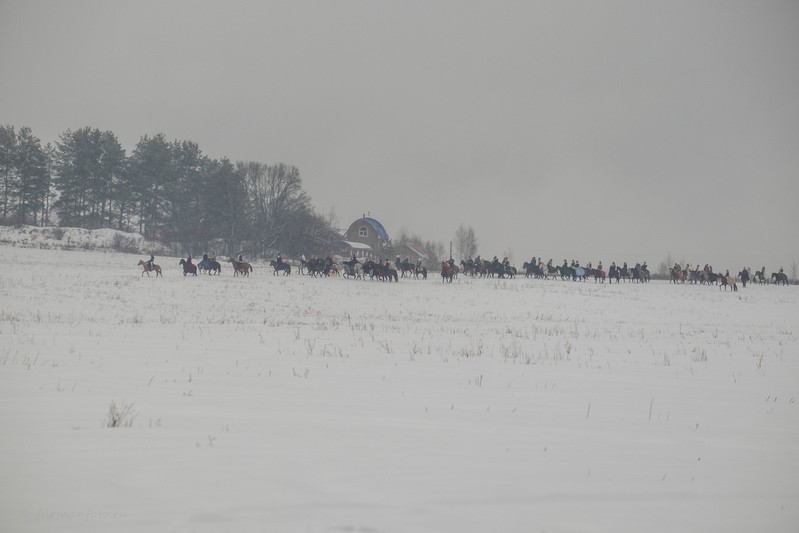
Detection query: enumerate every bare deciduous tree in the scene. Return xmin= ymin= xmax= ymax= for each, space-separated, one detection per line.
xmin=454 ymin=224 xmax=478 ymax=260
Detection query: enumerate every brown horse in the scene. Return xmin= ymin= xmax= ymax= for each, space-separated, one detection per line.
xmin=227 ymin=257 xmax=253 ymax=277
xmin=138 ymin=260 xmax=162 ymax=277
xmin=179 ymin=258 xmax=197 ymax=276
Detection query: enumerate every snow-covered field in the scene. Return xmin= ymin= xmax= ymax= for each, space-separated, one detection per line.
xmin=1 ymin=244 xmax=797 ymax=533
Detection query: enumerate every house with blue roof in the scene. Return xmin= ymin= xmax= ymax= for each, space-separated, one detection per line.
xmin=332 ymin=215 xmax=390 ymax=259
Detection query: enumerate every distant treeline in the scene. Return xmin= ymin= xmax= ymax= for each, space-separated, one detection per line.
xmin=0 ymin=124 xmax=338 ymax=256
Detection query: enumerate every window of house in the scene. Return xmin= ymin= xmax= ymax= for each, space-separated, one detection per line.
xmin=359 ymin=226 xmax=368 ymax=237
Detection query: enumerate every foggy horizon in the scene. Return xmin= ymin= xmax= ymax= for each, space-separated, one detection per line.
xmin=2 ymin=1 xmax=798 ymax=272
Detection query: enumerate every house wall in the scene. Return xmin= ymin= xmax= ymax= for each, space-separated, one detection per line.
xmin=344 ymin=218 xmax=383 ymax=258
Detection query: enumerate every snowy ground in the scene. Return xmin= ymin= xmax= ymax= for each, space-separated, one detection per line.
xmin=1 ymin=244 xmax=797 ymax=533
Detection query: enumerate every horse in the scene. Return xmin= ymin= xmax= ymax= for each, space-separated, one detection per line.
xmin=179 ymin=258 xmax=197 ymax=276
xmin=585 ymin=267 xmax=605 ymax=283
xmin=639 ymin=266 xmax=651 ymax=283
xmin=270 ymin=260 xmax=291 ymax=276
xmin=342 ymin=258 xmax=362 ymax=279
xmin=540 ymin=264 xmax=559 ymax=280
xmin=415 ymin=266 xmax=428 ymax=280
xmin=631 ymin=264 xmax=648 ymax=283
xmin=772 ymin=272 xmax=789 ymax=286
xmin=522 ymin=262 xmax=536 ymax=278
xmin=720 ymin=275 xmax=738 ymax=292
xmin=138 ymin=259 xmax=162 ymax=277
xmin=382 ymin=263 xmax=399 ymax=282
xmin=619 ymin=265 xmax=632 ymax=282
xmin=608 ymin=265 xmax=620 ymax=283
xmin=197 ymin=257 xmax=221 ymax=275
xmin=307 ymin=257 xmax=336 ymax=277
xmin=670 ymin=267 xmax=685 ymax=284
xmin=738 ymin=269 xmax=750 ymax=288
xmin=460 ymin=260 xmax=476 ymax=277
xmin=399 ymin=260 xmax=415 ymax=278
xmin=753 ymin=268 xmax=767 ymax=285
xmin=441 ymin=262 xmax=454 ymax=283
xmin=363 ymin=260 xmax=398 ymax=282
xmin=343 ymin=262 xmax=363 ymax=279
xmin=227 ymin=257 xmax=252 ymax=277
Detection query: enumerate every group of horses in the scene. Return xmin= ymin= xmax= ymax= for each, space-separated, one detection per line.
xmin=458 ymin=259 xmax=517 ymax=279
xmin=396 ymin=259 xmax=428 ymax=280
xmin=750 ymin=267 xmax=789 ymax=286
xmin=142 ymin=255 xmax=791 ymax=291
xmin=176 ymin=257 xmax=224 ymax=276
xmin=527 ymin=262 xmax=650 ymax=283
xmin=339 ymin=258 xmax=400 ymax=282
xmin=138 ymin=256 xmax=246 ymax=277
xmin=670 ymin=265 xmax=788 ymax=290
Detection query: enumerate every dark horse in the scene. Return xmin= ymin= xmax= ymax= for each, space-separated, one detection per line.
xmin=363 ymin=260 xmax=398 ymax=282
xmin=179 ymin=258 xmax=197 ymax=276
xmin=197 ymin=257 xmax=221 ymax=275
xmin=772 ymin=272 xmax=789 ymax=286
xmin=398 ymin=260 xmax=415 ymax=278
xmin=270 ymin=259 xmax=291 ymax=275
xmin=608 ymin=265 xmax=620 ymax=283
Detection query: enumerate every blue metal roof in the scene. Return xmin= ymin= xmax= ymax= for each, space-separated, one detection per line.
xmin=363 ymin=217 xmax=389 ymax=240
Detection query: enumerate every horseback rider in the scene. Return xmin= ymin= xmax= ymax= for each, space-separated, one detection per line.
xmin=441 ymin=261 xmax=453 ymax=277
xmin=186 ymin=254 xmax=193 ymax=265
xmin=147 ymin=253 xmax=155 ymax=272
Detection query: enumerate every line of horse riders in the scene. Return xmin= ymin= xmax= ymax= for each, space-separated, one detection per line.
xmin=670 ymin=264 xmax=789 ymax=287
xmin=139 ymin=252 xmax=790 ymax=288
xmin=138 ymin=253 xmax=250 ymax=277
xmin=454 ymin=257 xmax=652 ymax=283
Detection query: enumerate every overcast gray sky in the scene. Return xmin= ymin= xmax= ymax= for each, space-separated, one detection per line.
xmin=2 ymin=0 xmax=797 ymax=271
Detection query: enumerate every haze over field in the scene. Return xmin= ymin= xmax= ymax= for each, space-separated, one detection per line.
xmin=2 ymin=1 xmax=798 ymax=270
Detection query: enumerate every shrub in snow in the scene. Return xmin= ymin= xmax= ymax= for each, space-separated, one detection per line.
xmin=105 ymin=400 xmax=137 ymax=428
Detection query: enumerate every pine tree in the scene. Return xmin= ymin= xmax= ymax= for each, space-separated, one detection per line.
xmin=0 ymin=125 xmax=18 ymax=224
xmin=14 ymin=127 xmax=50 ymax=225
xmin=129 ymin=134 xmax=173 ymax=240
